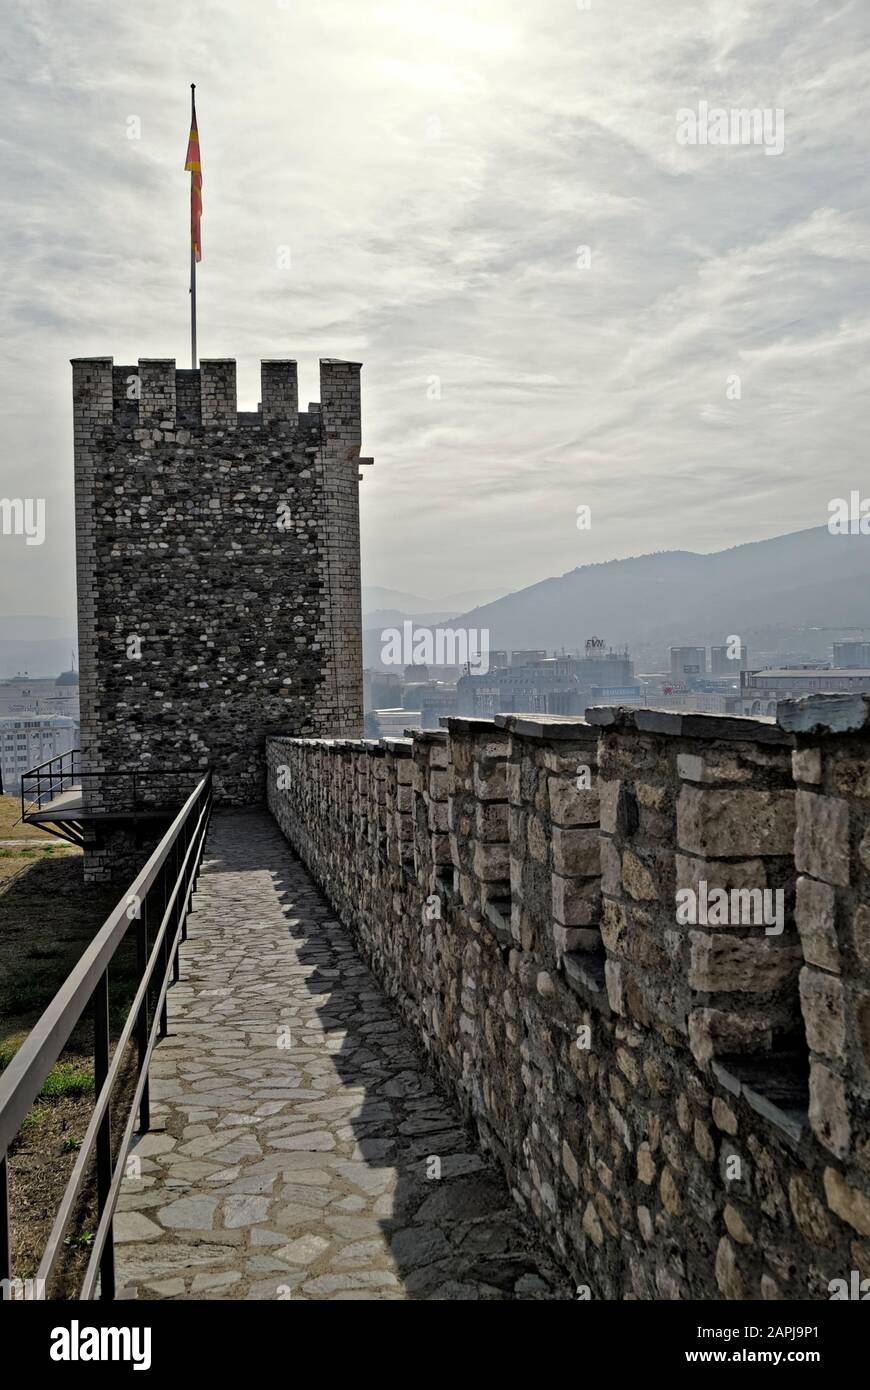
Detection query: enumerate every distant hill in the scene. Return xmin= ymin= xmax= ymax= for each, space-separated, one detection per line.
xmin=447 ymin=526 xmax=870 ymax=660
xmin=363 ymin=585 xmax=507 ymax=621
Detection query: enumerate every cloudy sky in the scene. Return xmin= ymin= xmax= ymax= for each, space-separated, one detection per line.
xmin=0 ymin=0 xmax=868 ymax=625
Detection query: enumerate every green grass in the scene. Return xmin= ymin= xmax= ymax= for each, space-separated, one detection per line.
xmin=38 ymin=1063 xmax=94 ymax=1100
xmin=0 ymin=846 xmax=61 ymax=859
xmin=0 ymin=1043 xmax=94 ymax=1100
xmin=64 ymin=1232 xmax=94 ymax=1249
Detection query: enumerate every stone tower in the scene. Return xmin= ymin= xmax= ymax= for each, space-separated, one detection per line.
xmin=72 ymin=356 xmax=366 ymax=864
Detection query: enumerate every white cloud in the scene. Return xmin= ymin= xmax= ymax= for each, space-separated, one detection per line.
xmin=0 ymin=0 xmax=867 ymax=618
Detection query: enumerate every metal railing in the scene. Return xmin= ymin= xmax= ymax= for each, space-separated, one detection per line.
xmin=19 ymin=748 xmax=80 ymax=817
xmin=20 ymin=750 xmax=205 ymax=822
xmin=0 ymin=770 xmax=213 ymax=1300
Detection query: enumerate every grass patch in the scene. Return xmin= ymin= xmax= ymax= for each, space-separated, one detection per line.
xmin=0 ymin=851 xmax=150 ymax=1293
xmin=39 ymin=1063 xmax=95 ymax=1100
xmin=0 ymin=1045 xmax=94 ymax=1101
xmin=0 ymin=793 xmax=73 ymax=842
xmin=64 ymin=1232 xmax=94 ymax=1250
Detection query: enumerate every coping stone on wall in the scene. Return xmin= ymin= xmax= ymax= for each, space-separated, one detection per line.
xmin=585 ymin=704 xmax=792 ymax=745
xmin=778 ymin=692 xmax=870 ymax=736
xmin=494 ymin=715 xmax=593 ymax=740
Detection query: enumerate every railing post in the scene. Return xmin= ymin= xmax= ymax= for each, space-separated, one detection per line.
xmin=136 ymin=900 xmax=151 ymax=1134
xmin=181 ymin=813 xmax=191 ymax=942
xmin=0 ymin=1154 xmax=10 ymax=1298
xmin=172 ymin=834 xmax=182 ymax=982
xmin=93 ymin=970 xmax=115 ymax=1300
xmin=159 ymin=858 xmax=170 ymax=1040
xmin=192 ymin=793 xmax=202 ymax=895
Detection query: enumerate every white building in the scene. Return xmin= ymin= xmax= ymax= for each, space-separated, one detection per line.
xmin=0 ymin=716 xmax=78 ymax=792
xmin=0 ymin=669 xmax=80 ymax=720
xmin=738 ymin=667 xmax=870 ymax=716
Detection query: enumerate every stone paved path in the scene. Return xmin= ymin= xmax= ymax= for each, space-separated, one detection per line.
xmin=115 ymin=810 xmax=570 ymax=1300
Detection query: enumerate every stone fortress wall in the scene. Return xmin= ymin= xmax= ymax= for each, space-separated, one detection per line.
xmin=72 ymin=354 xmax=366 ymax=877
xmin=266 ymin=695 xmax=870 ymax=1299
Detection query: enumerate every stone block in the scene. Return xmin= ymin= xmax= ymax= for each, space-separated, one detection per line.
xmin=600 ymin=838 xmax=621 ymax=896
xmin=795 ymin=876 xmax=839 ymax=973
xmin=688 ymin=933 xmax=801 ymax=994
xmin=799 ymin=967 xmax=846 ymax=1057
xmin=473 ymin=762 xmax=508 ymax=801
xmin=824 ymin=1168 xmax=870 ymax=1237
xmin=675 ymin=854 xmax=767 ymax=894
xmin=678 ymin=751 xmax=752 ymax=785
xmin=472 ymin=842 xmax=510 ymax=882
xmin=598 ymin=779 xmax=620 ymax=834
xmin=552 ymin=874 xmax=600 ymax=926
xmin=677 ymin=786 xmax=795 ymax=858
xmin=809 ymin=1062 xmax=850 ymax=1158
xmin=475 ymin=801 xmax=509 ymax=841
xmin=792 ymin=747 xmax=822 ymax=785
xmin=547 ymin=776 xmax=599 ymax=826
xmin=621 ymin=848 xmax=657 ymax=901
xmin=688 ymin=1008 xmax=773 ymax=1066
xmin=794 ymin=790 xmax=850 ymax=888
xmin=552 ymin=827 xmax=600 ymax=877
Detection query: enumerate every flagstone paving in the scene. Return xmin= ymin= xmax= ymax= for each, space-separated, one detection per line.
xmin=114 ymin=810 xmax=571 ymax=1301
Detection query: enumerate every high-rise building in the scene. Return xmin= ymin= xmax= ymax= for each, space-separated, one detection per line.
xmin=669 ymin=646 xmax=706 ymax=682
xmin=833 ymin=641 xmax=870 ymax=668
xmin=710 ymin=644 xmax=748 ymax=676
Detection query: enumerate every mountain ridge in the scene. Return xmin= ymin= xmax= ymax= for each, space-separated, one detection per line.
xmin=446 ymin=525 xmax=870 ymax=658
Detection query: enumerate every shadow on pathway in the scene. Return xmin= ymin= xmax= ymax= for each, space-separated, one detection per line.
xmin=114 ymin=810 xmax=572 ymax=1301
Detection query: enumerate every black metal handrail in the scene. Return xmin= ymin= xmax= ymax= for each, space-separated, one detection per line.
xmin=0 ymin=769 xmax=213 ymax=1300
xmin=19 ymin=748 xmax=80 ymax=818
xmin=20 ymin=750 xmax=206 ymax=820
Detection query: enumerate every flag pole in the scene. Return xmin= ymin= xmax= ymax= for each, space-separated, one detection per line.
xmin=189 ymin=83 xmax=197 ymax=369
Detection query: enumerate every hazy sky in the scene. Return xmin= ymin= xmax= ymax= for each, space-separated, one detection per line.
xmin=0 ymin=0 xmax=868 ymax=624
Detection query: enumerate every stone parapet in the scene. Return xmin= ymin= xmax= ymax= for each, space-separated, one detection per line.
xmin=266 ymin=707 xmax=870 ymax=1299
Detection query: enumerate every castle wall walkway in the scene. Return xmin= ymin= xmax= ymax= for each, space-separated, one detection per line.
xmin=114 ymin=810 xmax=569 ymax=1300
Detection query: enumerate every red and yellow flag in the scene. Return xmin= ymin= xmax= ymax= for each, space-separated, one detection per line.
xmin=185 ymin=92 xmax=202 ymax=262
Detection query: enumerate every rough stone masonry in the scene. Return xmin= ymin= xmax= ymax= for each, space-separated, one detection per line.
xmin=72 ymin=355 xmax=366 ymax=878
xmin=267 ymin=695 xmax=870 ymax=1300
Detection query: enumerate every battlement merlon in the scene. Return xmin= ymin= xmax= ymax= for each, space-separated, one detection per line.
xmin=320 ymin=358 xmax=362 ymax=462
xmin=71 ymin=358 xmax=113 ymax=428
xmin=261 ymin=359 xmax=298 ymax=428
xmin=71 ymin=358 xmax=367 ymax=463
